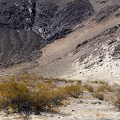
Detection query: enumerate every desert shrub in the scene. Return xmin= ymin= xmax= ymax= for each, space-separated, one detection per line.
xmin=0 ymin=80 xmax=30 ymax=113
xmin=77 ymin=81 xmax=82 ymax=86
xmin=63 ymin=84 xmax=83 ymax=98
xmin=0 ymin=74 xmax=83 ymax=114
xmin=92 ymin=80 xmax=109 ymax=85
xmin=94 ymin=92 xmax=104 ymax=100
xmin=114 ymin=95 xmax=120 ymax=110
xmin=114 ymin=86 xmax=120 ymax=110
xmin=84 ymin=85 xmax=94 ymax=92
xmin=96 ymin=83 xmax=112 ymax=92
xmin=98 ymin=81 xmax=107 ymax=84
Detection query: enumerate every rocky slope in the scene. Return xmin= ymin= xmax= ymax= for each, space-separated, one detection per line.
xmin=0 ymin=0 xmax=119 ymax=83
xmin=0 ymin=0 xmax=93 ymax=65
xmin=25 ymin=0 xmax=120 ymax=83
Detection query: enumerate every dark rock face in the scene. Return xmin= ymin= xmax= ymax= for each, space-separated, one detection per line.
xmin=33 ymin=0 xmax=94 ymax=40
xmin=0 ymin=0 xmax=36 ymax=29
xmin=0 ymin=0 xmax=93 ymax=65
xmin=0 ymin=28 xmax=44 ymax=64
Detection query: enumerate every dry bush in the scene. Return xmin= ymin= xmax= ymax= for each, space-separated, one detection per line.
xmin=96 ymin=83 xmax=112 ymax=92
xmin=94 ymin=92 xmax=105 ymax=100
xmin=114 ymin=86 xmax=120 ymax=110
xmin=0 ymin=74 xmax=83 ymax=114
xmin=0 ymin=80 xmax=30 ymax=113
xmin=63 ymin=84 xmax=83 ymax=98
xmin=92 ymin=80 xmax=109 ymax=85
xmin=84 ymin=85 xmax=94 ymax=92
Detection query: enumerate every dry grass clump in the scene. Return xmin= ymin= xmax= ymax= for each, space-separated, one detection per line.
xmin=84 ymin=85 xmax=94 ymax=92
xmin=94 ymin=92 xmax=105 ymax=100
xmin=114 ymin=85 xmax=120 ymax=110
xmin=96 ymin=83 xmax=112 ymax=92
xmin=92 ymin=80 xmax=109 ymax=85
xmin=63 ymin=84 xmax=83 ymax=98
xmin=90 ymin=81 xmax=112 ymax=100
xmin=0 ymin=74 xmax=82 ymax=114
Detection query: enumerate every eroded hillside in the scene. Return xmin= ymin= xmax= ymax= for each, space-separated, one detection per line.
xmin=0 ymin=0 xmax=120 ymax=84
xmin=0 ymin=0 xmax=93 ymax=65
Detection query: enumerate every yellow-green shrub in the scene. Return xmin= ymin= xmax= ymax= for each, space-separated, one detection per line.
xmin=0 ymin=74 xmax=83 ymax=114
xmin=0 ymin=80 xmax=30 ymax=112
xmin=94 ymin=92 xmax=104 ymax=100
xmin=63 ymin=84 xmax=83 ymax=98
xmin=84 ymin=85 xmax=94 ymax=92
xmin=96 ymin=83 xmax=112 ymax=92
xmin=114 ymin=86 xmax=120 ymax=110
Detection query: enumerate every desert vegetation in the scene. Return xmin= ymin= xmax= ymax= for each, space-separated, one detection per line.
xmin=114 ymin=84 xmax=120 ymax=111
xmin=0 ymin=73 xmax=83 ymax=114
xmin=0 ymin=73 xmax=119 ymax=116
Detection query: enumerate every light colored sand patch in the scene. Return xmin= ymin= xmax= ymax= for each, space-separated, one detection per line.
xmin=68 ymin=58 xmax=120 ymax=84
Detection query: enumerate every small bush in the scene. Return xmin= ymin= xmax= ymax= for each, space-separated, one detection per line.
xmin=94 ymin=92 xmax=104 ymax=100
xmin=114 ymin=97 xmax=120 ymax=110
xmin=84 ymin=85 xmax=94 ymax=92
xmin=114 ymin=87 xmax=120 ymax=110
xmin=64 ymin=84 xmax=83 ymax=98
xmin=96 ymin=83 xmax=112 ymax=92
xmin=0 ymin=80 xmax=30 ymax=113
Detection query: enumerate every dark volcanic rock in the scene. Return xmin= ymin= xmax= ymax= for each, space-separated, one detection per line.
xmin=0 ymin=0 xmax=93 ymax=65
xmin=0 ymin=0 xmax=36 ymax=29
xmin=33 ymin=0 xmax=94 ymax=40
xmin=0 ymin=28 xmax=44 ymax=64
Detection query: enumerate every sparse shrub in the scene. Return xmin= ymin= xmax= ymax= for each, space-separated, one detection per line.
xmin=77 ymin=81 xmax=82 ymax=86
xmin=92 ymin=80 xmax=108 ymax=85
xmin=94 ymin=92 xmax=104 ymax=100
xmin=84 ymin=85 xmax=94 ymax=92
xmin=92 ymin=80 xmax=99 ymax=84
xmin=98 ymin=81 xmax=107 ymax=85
xmin=96 ymin=83 xmax=112 ymax=92
xmin=114 ymin=86 xmax=120 ymax=110
xmin=114 ymin=96 xmax=120 ymax=110
xmin=63 ymin=84 xmax=83 ymax=98
xmin=0 ymin=74 xmax=83 ymax=114
xmin=0 ymin=80 xmax=30 ymax=113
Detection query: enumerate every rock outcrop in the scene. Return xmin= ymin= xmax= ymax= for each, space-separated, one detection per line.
xmin=0 ymin=0 xmax=93 ymax=65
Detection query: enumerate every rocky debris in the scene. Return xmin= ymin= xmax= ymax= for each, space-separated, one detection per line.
xmin=0 ymin=0 xmax=93 ymax=65
xmin=74 ymin=24 xmax=120 ymax=69
xmin=112 ymin=43 xmax=120 ymax=59
xmin=92 ymin=2 xmax=120 ymax=23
